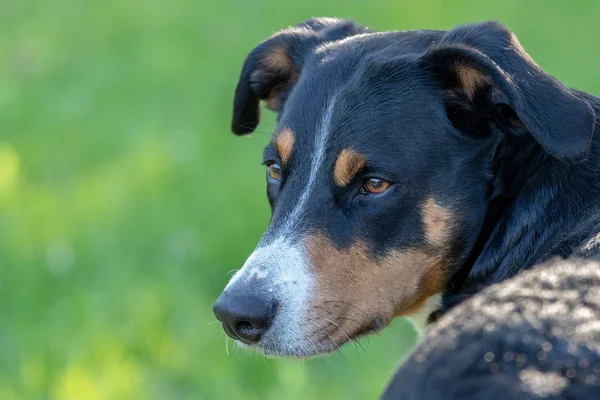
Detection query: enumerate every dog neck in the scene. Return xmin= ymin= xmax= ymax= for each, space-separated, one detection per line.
xmin=437 ymin=96 xmax=600 ymax=318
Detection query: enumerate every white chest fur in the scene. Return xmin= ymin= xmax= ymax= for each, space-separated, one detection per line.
xmin=406 ymin=293 xmax=442 ymax=337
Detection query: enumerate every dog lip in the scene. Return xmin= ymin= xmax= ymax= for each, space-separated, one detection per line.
xmin=351 ymin=318 xmax=388 ymax=339
xmin=259 ymin=344 xmax=330 ymax=357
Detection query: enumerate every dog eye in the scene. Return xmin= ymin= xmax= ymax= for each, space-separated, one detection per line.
xmin=267 ymin=163 xmax=282 ymax=181
xmin=361 ymin=178 xmax=391 ymax=194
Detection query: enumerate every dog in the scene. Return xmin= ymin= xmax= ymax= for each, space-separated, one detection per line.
xmin=213 ymin=18 xmax=600 ymax=397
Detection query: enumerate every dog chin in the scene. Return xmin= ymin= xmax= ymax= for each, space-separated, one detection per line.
xmin=235 ymin=338 xmax=341 ymax=358
xmin=234 ymin=322 xmax=387 ymax=357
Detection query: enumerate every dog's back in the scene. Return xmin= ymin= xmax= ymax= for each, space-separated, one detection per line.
xmin=383 ymin=257 xmax=600 ymax=399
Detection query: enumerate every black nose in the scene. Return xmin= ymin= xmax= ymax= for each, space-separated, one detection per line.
xmin=213 ymin=293 xmax=276 ymax=344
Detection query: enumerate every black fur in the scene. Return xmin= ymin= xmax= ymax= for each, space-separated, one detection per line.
xmin=230 ymin=18 xmax=600 ymax=398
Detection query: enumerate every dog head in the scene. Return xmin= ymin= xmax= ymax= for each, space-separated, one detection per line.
xmin=214 ymin=18 xmax=595 ymax=356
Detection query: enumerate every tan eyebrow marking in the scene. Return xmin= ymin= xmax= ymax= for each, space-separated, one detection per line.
xmin=333 ymin=148 xmax=367 ymax=187
xmin=274 ymin=128 xmax=295 ymax=166
xmin=421 ymin=197 xmax=452 ymax=248
xmin=455 ymin=64 xmax=490 ymax=101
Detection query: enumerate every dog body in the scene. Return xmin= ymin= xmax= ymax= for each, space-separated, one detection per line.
xmin=214 ymin=18 xmax=600 ymax=397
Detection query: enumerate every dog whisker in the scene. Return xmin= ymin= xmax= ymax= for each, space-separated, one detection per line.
xmin=313 ymin=305 xmax=368 ymax=354
xmin=322 ymin=300 xmax=372 ymax=320
xmin=319 ymin=316 xmax=363 ymax=365
xmin=223 ymin=269 xmax=239 ymax=279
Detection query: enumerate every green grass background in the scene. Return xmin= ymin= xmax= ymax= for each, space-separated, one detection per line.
xmin=1 ymin=0 xmax=600 ymax=399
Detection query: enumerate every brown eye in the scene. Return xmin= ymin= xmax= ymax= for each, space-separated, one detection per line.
xmin=267 ymin=163 xmax=282 ymax=181
xmin=361 ymin=178 xmax=391 ymax=194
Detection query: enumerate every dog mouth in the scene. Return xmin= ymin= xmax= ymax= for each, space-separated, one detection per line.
xmin=249 ymin=339 xmax=343 ymax=358
xmin=215 ymin=234 xmax=398 ymax=357
xmin=228 ymin=317 xmax=388 ymax=357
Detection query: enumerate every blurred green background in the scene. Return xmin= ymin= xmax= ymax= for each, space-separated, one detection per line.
xmin=1 ymin=0 xmax=599 ymax=399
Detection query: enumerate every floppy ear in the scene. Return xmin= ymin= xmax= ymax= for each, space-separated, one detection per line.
xmin=420 ymin=21 xmax=595 ymax=161
xmin=231 ymin=18 xmax=368 ymax=135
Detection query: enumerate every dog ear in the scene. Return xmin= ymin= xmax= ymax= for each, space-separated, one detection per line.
xmin=420 ymin=21 xmax=595 ymax=161
xmin=231 ymin=18 xmax=367 ymax=135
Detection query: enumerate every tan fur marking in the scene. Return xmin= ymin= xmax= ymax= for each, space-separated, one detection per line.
xmin=456 ymin=64 xmax=490 ymax=100
xmin=265 ymin=88 xmax=283 ymax=111
xmin=258 ymin=46 xmax=299 ymax=111
xmin=262 ymin=46 xmax=294 ymax=72
xmin=274 ymin=129 xmax=295 ymax=166
xmin=398 ymin=259 xmax=446 ymax=317
xmin=422 ymin=197 xmax=452 ymax=248
xmin=333 ymin=149 xmax=367 ymax=186
xmin=304 ymin=234 xmax=448 ymax=346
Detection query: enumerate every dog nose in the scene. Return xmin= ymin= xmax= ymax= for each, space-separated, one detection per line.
xmin=213 ymin=293 xmax=276 ymax=344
